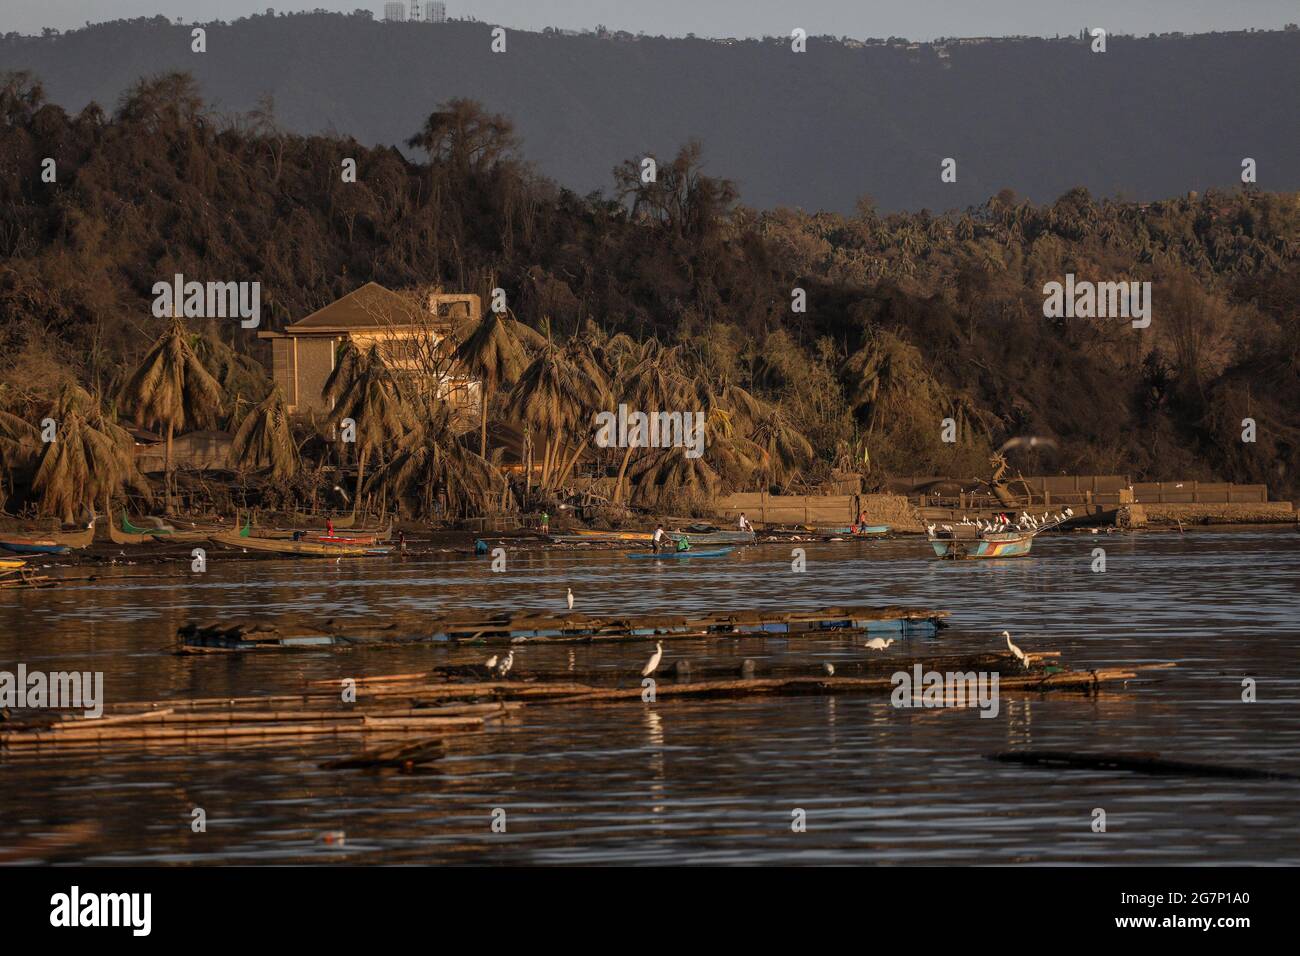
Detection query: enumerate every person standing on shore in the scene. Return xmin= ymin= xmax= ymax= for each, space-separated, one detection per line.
xmin=652 ymin=524 xmax=666 ymax=552
xmin=738 ymin=513 xmax=752 ymax=532
xmin=326 ymin=516 xmax=334 ymax=537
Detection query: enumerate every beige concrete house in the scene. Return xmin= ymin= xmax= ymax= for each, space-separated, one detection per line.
xmin=258 ymin=283 xmax=481 ymax=415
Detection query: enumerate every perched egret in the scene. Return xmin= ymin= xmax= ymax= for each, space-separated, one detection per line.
xmin=485 ymin=654 xmax=499 ymax=670
xmin=495 ymin=651 xmax=514 ymax=678
xmin=566 ymin=587 xmax=574 ymax=611
xmin=823 ymin=663 xmax=836 ymax=676
xmin=1002 ymin=630 xmax=1028 ymax=666
xmin=864 ymin=637 xmax=895 ymax=651
xmin=641 ymin=641 xmax=663 ymax=677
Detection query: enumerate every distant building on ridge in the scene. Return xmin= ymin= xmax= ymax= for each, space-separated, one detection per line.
xmin=383 ymin=2 xmax=406 ymax=22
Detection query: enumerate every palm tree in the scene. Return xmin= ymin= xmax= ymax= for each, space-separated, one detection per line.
xmin=32 ymin=385 xmax=147 ymax=522
xmin=119 ymin=317 xmax=224 ymax=510
xmin=0 ymin=402 xmax=40 ymax=511
xmin=610 ymin=340 xmax=691 ymax=503
xmin=551 ymin=337 xmax=612 ymax=488
xmin=451 ymin=308 xmax=542 ymax=456
xmin=506 ymin=339 xmax=608 ymax=492
xmin=323 ymin=342 xmax=410 ymax=516
xmin=367 ymin=397 xmax=504 ymax=519
xmin=229 ymin=385 xmax=298 ymax=478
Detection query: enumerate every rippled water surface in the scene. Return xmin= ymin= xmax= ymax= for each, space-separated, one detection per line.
xmin=2 ymin=528 xmax=1298 ymax=864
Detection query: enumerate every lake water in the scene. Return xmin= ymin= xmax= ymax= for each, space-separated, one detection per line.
xmin=2 ymin=528 xmax=1298 ymax=864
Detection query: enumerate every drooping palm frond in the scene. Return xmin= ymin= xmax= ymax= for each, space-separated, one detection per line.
xmin=628 ymin=445 xmax=721 ymax=508
xmin=366 ymin=398 xmax=505 ymax=519
xmin=118 ymin=317 xmax=225 ymax=508
xmin=451 ymin=308 xmax=540 ymax=455
xmin=119 ymin=317 xmax=224 ymax=433
xmin=322 ymin=342 xmax=411 ymax=514
xmin=31 ymin=384 xmax=148 ymax=521
xmin=229 ymin=385 xmax=298 ymax=478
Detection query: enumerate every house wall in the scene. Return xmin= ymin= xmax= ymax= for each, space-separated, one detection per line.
xmin=295 ymin=337 xmax=338 ymax=413
xmin=271 ymin=338 xmax=297 ymax=407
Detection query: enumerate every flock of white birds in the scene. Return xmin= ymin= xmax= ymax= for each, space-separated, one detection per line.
xmin=926 ymin=506 xmax=1075 ymax=537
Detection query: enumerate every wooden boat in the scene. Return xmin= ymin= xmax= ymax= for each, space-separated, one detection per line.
xmin=827 ymin=525 xmax=891 ymax=535
xmin=553 ymin=527 xmax=756 ymax=546
xmin=2 ymin=514 xmax=97 ymax=553
xmin=0 ymin=557 xmax=27 ymax=571
xmin=110 ymin=512 xmax=213 ymax=545
xmin=209 ymin=530 xmax=390 ymax=557
xmin=627 ymin=547 xmax=735 ymax=560
xmin=233 ymin=512 xmax=392 ymax=542
xmin=0 ymin=536 xmax=70 ymax=555
xmin=928 ymin=528 xmax=1035 ymax=559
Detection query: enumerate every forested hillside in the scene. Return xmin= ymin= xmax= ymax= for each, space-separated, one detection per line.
xmin=1 ymin=70 xmax=1297 ymax=512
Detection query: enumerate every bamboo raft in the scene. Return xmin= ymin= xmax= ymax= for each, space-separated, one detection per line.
xmin=0 ymin=697 xmax=514 ymax=754
xmin=175 ymin=605 xmax=951 ymax=653
xmin=0 ymin=650 xmax=1173 ymax=758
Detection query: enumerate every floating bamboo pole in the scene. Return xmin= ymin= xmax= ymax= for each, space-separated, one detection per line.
xmin=175 ymin=604 xmax=951 ymax=653
xmin=988 ymin=750 xmax=1300 ymax=781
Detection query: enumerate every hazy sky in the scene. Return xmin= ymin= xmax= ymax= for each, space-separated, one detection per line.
xmin=3 ymin=1 xmax=1298 ymax=40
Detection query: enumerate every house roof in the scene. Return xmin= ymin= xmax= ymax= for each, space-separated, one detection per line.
xmin=285 ymin=282 xmax=433 ymax=334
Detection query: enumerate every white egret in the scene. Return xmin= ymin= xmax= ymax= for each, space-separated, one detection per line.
xmin=864 ymin=637 xmax=895 ymax=651
xmin=1002 ymin=630 xmax=1028 ymax=666
xmin=566 ymin=587 xmax=574 ymax=610
xmin=495 ymin=651 xmax=514 ymax=678
xmin=485 ymin=654 xmax=499 ymax=670
xmin=641 ymin=641 xmax=663 ymax=677
xmin=823 ymin=663 xmax=835 ymax=676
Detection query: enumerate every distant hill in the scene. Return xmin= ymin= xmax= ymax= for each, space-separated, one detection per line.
xmin=3 ymin=13 xmax=1298 ymax=212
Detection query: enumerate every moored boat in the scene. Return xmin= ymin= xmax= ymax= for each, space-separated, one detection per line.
xmin=232 ymin=512 xmax=392 ymax=543
xmin=0 ymin=537 xmax=70 ymax=555
xmin=0 ymin=515 xmax=93 ymax=554
xmin=208 ymin=531 xmax=390 ymax=557
xmin=928 ymin=528 xmax=1035 ymax=559
xmin=110 ymin=512 xmax=214 ymax=545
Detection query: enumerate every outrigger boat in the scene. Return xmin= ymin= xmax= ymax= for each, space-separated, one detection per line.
xmin=0 ymin=537 xmax=70 ymax=555
xmin=0 ymin=516 xmax=95 ymax=554
xmin=928 ymin=528 xmax=1035 ymax=559
xmin=554 ymin=525 xmax=756 ymax=546
xmin=926 ymin=510 xmax=1072 ymax=559
xmin=627 ymin=546 xmax=734 ymax=560
xmin=208 ymin=530 xmax=390 ymax=557
xmin=110 ymin=512 xmax=213 ymax=545
xmin=233 ymin=512 xmax=393 ymax=543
